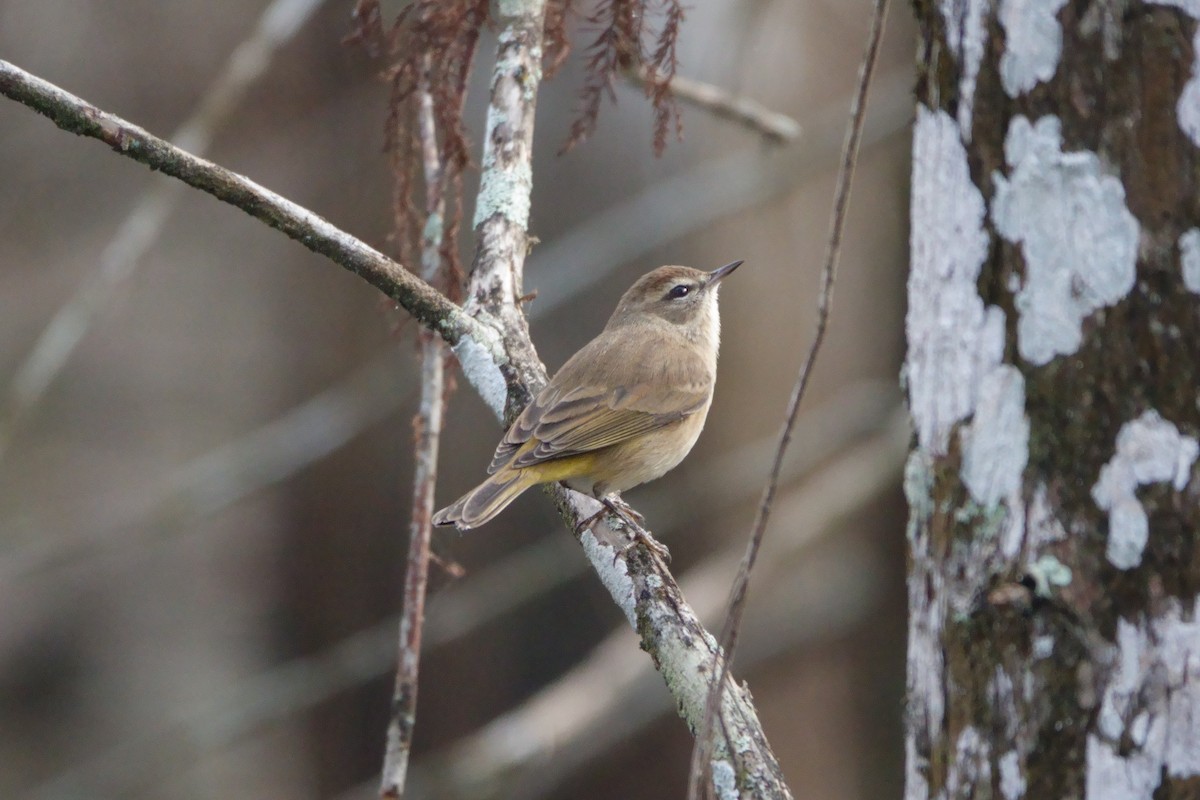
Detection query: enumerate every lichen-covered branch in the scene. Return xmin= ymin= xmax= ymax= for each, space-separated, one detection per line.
xmin=460 ymin=0 xmax=788 ymax=794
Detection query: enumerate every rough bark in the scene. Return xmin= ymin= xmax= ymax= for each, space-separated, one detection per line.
xmin=906 ymin=2 xmax=1200 ymax=798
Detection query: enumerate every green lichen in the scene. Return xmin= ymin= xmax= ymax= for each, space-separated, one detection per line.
xmin=1029 ymin=554 xmax=1072 ymax=597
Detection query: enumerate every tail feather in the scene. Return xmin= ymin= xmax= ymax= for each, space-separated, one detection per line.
xmin=432 ymin=468 xmax=537 ymax=529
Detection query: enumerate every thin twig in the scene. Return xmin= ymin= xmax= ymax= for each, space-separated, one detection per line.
xmin=624 ymin=65 xmax=801 ymax=144
xmin=688 ymin=1 xmax=893 ymax=796
xmin=0 ymin=0 xmax=327 ymax=461
xmin=0 ymin=60 xmax=498 ymax=357
xmin=380 ymin=63 xmax=449 ymax=798
xmin=0 ymin=352 xmax=412 ymax=583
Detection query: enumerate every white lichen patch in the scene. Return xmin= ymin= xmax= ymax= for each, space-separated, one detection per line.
xmin=710 ymin=758 xmax=738 ymax=800
xmin=909 ymin=107 xmax=1005 ymax=454
xmin=1091 ymin=410 xmax=1198 ymax=570
xmin=473 ymin=124 xmax=533 ymax=231
xmin=959 ymin=363 xmax=1029 ymax=562
xmin=904 ymin=735 xmax=931 ymax=800
xmin=451 ymin=333 xmax=508 ymax=419
xmin=961 ymin=365 xmax=1030 ymax=507
xmin=1180 ymin=228 xmax=1200 ymax=294
xmin=1032 ymin=634 xmax=1055 ymax=659
xmin=941 ymin=0 xmax=991 ymax=139
xmin=1087 ymin=598 xmax=1200 ymax=797
xmin=946 ymin=726 xmax=991 ymax=795
xmin=999 ymin=750 xmax=1026 ymax=800
xmin=904 ymin=451 xmax=946 ymax=731
xmin=579 ymin=528 xmax=636 ymax=626
xmin=998 ymin=0 xmax=1069 ymax=97
xmin=992 ymin=115 xmax=1139 ymax=366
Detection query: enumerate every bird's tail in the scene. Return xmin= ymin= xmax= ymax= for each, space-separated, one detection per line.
xmin=431 ymin=468 xmax=538 ymax=530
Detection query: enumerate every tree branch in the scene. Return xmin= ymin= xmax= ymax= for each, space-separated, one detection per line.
xmin=624 ymin=65 xmax=801 ymax=144
xmin=0 ymin=59 xmax=499 ymax=359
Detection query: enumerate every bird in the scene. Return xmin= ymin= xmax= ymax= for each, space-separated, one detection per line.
xmin=432 ymin=260 xmax=742 ymax=555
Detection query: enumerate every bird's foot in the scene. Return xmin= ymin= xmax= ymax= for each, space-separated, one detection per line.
xmin=573 ymin=494 xmax=669 ymax=563
xmin=602 ymin=495 xmax=670 ymax=564
xmin=574 ymin=506 xmax=607 ymax=536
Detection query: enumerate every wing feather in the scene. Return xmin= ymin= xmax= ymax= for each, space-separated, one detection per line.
xmin=487 ymin=326 xmax=712 ymax=472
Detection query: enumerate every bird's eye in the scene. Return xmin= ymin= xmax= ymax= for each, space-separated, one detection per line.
xmin=668 ymin=284 xmax=692 ymax=299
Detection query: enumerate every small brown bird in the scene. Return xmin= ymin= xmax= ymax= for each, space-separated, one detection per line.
xmin=432 ymin=260 xmax=741 ymax=541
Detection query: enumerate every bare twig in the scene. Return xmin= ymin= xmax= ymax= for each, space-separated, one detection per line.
xmin=0 ymin=352 xmax=412 ymax=582
xmin=688 ymin=1 xmax=893 ymax=796
xmin=0 ymin=60 xmax=500 ymax=359
xmin=624 ymin=65 xmax=801 ymax=144
xmin=380 ymin=66 xmax=449 ymax=798
xmin=0 ymin=0 xmax=327 ymax=461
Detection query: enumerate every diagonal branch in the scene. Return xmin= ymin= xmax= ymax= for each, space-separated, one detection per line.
xmin=624 ymin=65 xmax=802 ymax=144
xmin=0 ymin=59 xmax=499 ymax=360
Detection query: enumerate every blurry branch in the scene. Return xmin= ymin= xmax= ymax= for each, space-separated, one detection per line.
xmin=624 ymin=65 xmax=801 ymax=144
xmin=0 ymin=0 xmax=328 ymax=461
xmin=1 ymin=351 xmax=411 ymax=582
xmin=0 ymin=60 xmax=503 ymax=359
xmin=690 ymin=0 xmax=893 ymax=796
xmin=25 ymin=386 xmax=898 ymax=799
xmin=381 ymin=69 xmax=449 ymax=799
xmin=401 ymin=413 xmax=911 ymax=800
xmin=526 ymin=67 xmax=912 ymax=310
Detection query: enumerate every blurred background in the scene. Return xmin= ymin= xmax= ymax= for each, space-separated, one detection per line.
xmin=0 ymin=1 xmax=914 ymax=797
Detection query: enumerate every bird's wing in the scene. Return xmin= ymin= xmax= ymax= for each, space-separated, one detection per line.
xmin=487 ymin=328 xmax=712 ymax=472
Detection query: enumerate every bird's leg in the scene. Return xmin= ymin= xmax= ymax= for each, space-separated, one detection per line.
xmin=571 ymin=492 xmax=670 ymax=563
xmin=574 ymin=505 xmax=608 ymax=535
xmin=601 ymin=495 xmax=670 ymax=563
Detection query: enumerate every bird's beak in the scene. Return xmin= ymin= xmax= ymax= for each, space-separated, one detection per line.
xmin=706 ymin=259 xmax=744 ymax=287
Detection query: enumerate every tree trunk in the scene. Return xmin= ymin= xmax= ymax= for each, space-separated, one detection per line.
xmin=905 ymin=2 xmax=1200 ymax=797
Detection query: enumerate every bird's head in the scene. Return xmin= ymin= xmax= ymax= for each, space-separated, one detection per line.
xmin=608 ymin=261 xmax=743 ymax=335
